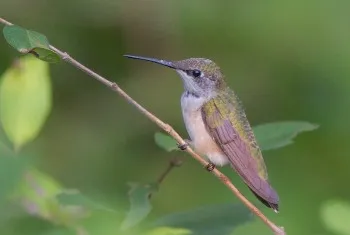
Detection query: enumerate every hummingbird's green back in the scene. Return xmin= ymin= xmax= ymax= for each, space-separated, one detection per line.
xmin=201 ymin=88 xmax=279 ymax=209
xmin=205 ymin=88 xmax=268 ymax=179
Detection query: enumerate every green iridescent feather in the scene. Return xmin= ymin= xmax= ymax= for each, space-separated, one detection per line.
xmin=202 ymin=88 xmax=268 ymax=180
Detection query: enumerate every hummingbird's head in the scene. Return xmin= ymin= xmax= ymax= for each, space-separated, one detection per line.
xmin=124 ymin=55 xmax=226 ymax=98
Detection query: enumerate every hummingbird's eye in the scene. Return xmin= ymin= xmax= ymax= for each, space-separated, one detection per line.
xmin=192 ymin=69 xmax=202 ymax=78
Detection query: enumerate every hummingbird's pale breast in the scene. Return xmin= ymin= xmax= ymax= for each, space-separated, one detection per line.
xmin=181 ymin=92 xmax=229 ymax=166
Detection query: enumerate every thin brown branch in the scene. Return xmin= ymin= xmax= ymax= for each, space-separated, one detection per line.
xmin=156 ymin=163 xmax=174 ymax=185
xmin=0 ymin=17 xmax=285 ymax=235
xmin=149 ymin=157 xmax=183 ymax=199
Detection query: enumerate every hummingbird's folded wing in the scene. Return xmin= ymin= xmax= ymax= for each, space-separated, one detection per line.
xmin=201 ymin=96 xmax=279 ymax=207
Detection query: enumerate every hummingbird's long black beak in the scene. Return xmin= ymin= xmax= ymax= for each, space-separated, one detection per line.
xmin=123 ymin=55 xmax=176 ymax=69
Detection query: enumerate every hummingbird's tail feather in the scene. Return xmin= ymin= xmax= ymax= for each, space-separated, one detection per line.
xmin=248 ymin=186 xmax=279 ymax=213
xmin=226 ymin=161 xmax=280 ymax=212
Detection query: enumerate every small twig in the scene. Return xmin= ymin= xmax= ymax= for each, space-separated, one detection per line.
xmin=149 ymin=158 xmax=183 ymax=199
xmin=156 ymin=158 xmax=183 ymax=185
xmin=0 ymin=17 xmax=285 ymax=235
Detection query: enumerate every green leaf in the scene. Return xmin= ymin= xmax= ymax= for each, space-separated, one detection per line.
xmin=42 ymin=228 xmax=76 ymax=235
xmin=14 ymin=168 xmax=63 ymax=218
xmin=30 ymin=47 xmax=61 ymax=63
xmin=253 ymin=121 xmax=318 ymax=151
xmin=1 ymin=215 xmax=74 ymax=235
xmin=57 ymin=190 xmax=116 ymax=213
xmin=0 ymin=55 xmax=52 ymax=150
xmin=153 ymin=204 xmax=253 ymax=235
xmin=146 ymin=227 xmax=192 ymax=235
xmin=0 ymin=155 xmax=26 ymax=204
xmin=320 ymin=200 xmax=350 ymax=235
xmin=154 ymin=132 xmax=178 ymax=152
xmin=231 ymin=220 xmax=271 ymax=235
xmin=3 ymin=25 xmax=60 ymax=63
xmin=13 ymin=168 xmax=88 ymax=227
xmin=121 ymin=182 xmax=158 ymax=230
xmin=155 ymin=121 xmax=317 ymax=153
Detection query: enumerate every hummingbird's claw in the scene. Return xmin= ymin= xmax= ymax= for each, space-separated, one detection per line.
xmin=177 ymin=142 xmax=189 ymax=150
xmin=177 ymin=139 xmax=192 ymax=150
xmin=206 ymin=162 xmax=216 ymax=172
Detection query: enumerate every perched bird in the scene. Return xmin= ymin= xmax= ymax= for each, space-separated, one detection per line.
xmin=124 ymin=55 xmax=280 ymax=212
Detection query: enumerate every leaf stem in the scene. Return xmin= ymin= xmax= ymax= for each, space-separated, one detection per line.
xmin=0 ymin=17 xmax=285 ymax=235
xmin=156 ymin=158 xmax=183 ymax=186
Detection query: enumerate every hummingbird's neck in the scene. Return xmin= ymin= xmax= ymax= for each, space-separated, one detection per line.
xmin=184 ymin=90 xmax=200 ymax=98
xmin=183 ymin=90 xmax=217 ymax=100
xmin=181 ymin=90 xmax=218 ymax=112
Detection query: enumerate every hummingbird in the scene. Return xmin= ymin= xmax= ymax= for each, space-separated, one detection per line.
xmin=124 ymin=55 xmax=280 ymax=212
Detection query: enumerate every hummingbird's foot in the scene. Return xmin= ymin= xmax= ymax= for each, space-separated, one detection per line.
xmin=205 ymin=162 xmax=216 ymax=172
xmin=178 ymin=142 xmax=188 ymax=150
xmin=177 ymin=139 xmax=192 ymax=151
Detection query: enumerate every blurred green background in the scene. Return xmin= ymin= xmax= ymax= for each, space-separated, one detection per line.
xmin=1 ymin=1 xmax=350 ymax=235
